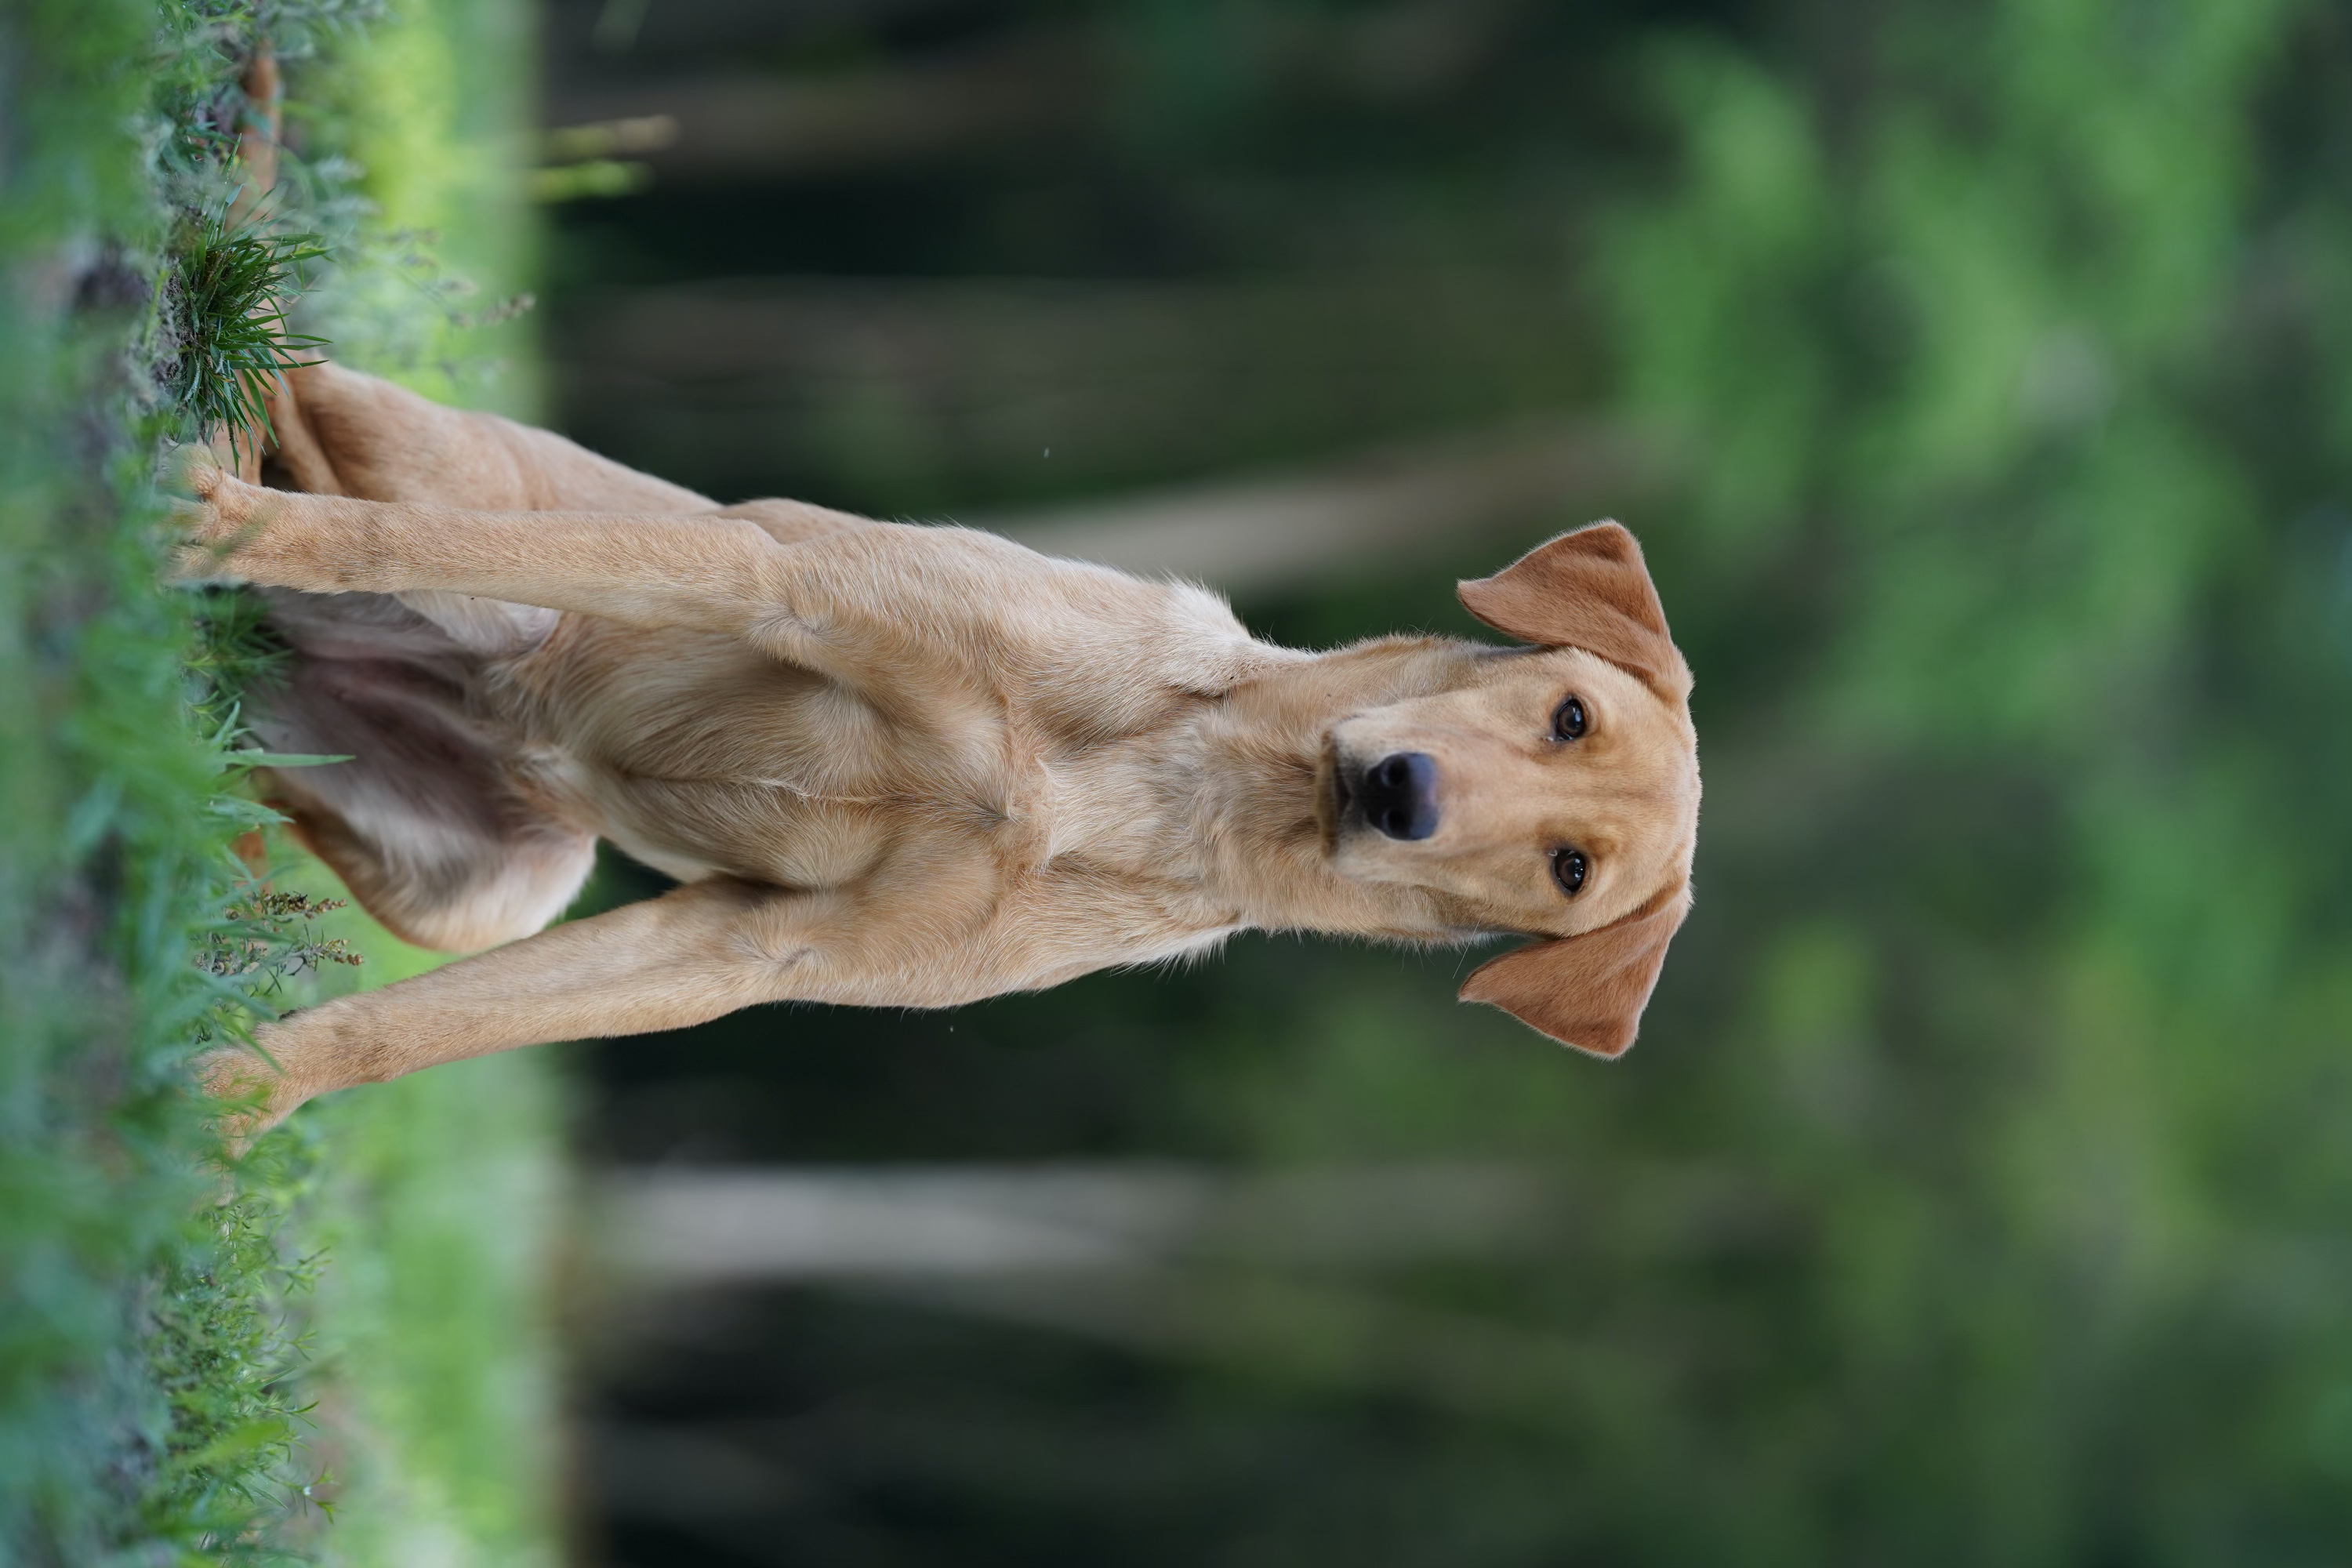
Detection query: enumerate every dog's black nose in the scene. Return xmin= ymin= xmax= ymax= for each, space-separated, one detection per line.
xmin=1359 ymin=751 xmax=1440 ymax=840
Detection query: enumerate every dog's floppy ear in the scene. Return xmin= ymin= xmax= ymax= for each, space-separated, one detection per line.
xmin=1457 ymin=883 xmax=1692 ymax=1057
xmin=1458 ymin=522 xmax=1692 ymax=703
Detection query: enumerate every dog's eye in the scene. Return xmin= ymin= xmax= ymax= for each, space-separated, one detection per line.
xmin=1551 ymin=848 xmax=1588 ymax=897
xmin=1552 ymin=695 xmax=1588 ymax=742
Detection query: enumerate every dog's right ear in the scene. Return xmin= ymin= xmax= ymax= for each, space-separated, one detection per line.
xmin=1457 ymin=522 xmax=1692 ymax=703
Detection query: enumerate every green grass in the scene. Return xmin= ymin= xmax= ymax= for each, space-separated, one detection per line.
xmin=0 ymin=1 xmax=562 ymax=1563
xmin=160 ymin=209 xmax=330 ymax=466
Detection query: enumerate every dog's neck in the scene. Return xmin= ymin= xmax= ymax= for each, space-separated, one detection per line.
xmin=1171 ymin=634 xmax=1488 ymax=941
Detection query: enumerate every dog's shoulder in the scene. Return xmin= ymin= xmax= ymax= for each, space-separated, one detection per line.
xmin=905 ymin=527 xmax=1293 ymax=713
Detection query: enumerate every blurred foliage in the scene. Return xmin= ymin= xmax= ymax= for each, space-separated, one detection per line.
xmin=1570 ymin=0 xmax=2352 ymax=1555
xmin=558 ymin=0 xmax=2352 ymax=1563
xmin=138 ymin=1127 xmax=334 ymax=1558
xmin=295 ymin=0 xmax=545 ymax=412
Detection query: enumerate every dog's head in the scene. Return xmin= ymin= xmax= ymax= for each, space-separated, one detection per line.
xmin=1319 ymin=522 xmax=1699 ymax=1056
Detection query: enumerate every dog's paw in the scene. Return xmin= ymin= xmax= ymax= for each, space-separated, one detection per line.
xmin=156 ymin=440 xmax=224 ymax=496
xmin=161 ymin=445 xmax=274 ymax=582
xmin=193 ymin=1040 xmax=309 ymax=1159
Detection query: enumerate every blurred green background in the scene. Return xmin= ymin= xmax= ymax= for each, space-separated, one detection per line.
xmin=532 ymin=0 xmax=2352 ymax=1563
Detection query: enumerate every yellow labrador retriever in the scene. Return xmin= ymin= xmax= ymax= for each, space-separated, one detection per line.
xmin=179 ymin=365 xmax=1699 ymax=1138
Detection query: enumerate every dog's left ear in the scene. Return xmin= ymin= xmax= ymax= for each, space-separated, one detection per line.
xmin=1458 ymin=521 xmax=1692 ymax=703
xmin=1457 ymin=883 xmax=1692 ymax=1057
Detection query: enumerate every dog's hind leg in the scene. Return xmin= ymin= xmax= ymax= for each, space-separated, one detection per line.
xmin=241 ymin=364 xmax=679 ymax=946
xmin=247 ymin=588 xmax=599 ymax=953
xmin=263 ymin=361 xmax=715 ymax=514
xmin=226 ymin=368 xmax=862 ymax=951
xmin=258 ymin=362 xmax=724 ymax=655
xmin=262 ymin=364 xmax=875 ymax=547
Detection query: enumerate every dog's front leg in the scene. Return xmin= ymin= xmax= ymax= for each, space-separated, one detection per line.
xmin=169 ymin=458 xmax=804 ymax=641
xmin=198 ymin=877 xmax=817 ymax=1149
xmin=169 ymin=460 xmax=1269 ymax=703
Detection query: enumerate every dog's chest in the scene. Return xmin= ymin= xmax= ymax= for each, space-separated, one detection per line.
xmin=512 ymin=624 xmax=1209 ymax=895
xmin=1025 ymin=740 xmax=1200 ymax=869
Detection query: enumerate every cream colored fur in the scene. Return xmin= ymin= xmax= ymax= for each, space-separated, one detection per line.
xmin=179 ymin=365 xmax=1700 ymax=1144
